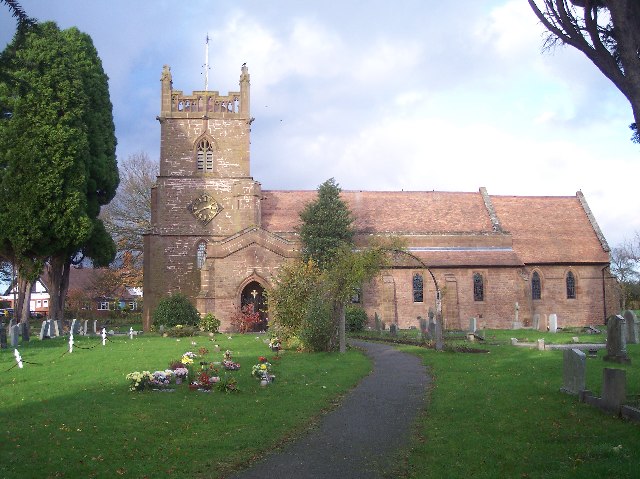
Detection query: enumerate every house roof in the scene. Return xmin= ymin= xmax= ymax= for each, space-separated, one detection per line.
xmin=260 ymin=189 xmax=610 ymax=266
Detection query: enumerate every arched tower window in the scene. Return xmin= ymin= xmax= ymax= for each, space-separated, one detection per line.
xmin=413 ymin=273 xmax=424 ymax=303
xmin=531 ymin=271 xmax=541 ymax=300
xmin=566 ymin=271 xmax=576 ymax=299
xmin=473 ymin=273 xmax=484 ymax=301
xmin=196 ymin=138 xmax=214 ymax=172
xmin=196 ymin=241 xmax=207 ymax=269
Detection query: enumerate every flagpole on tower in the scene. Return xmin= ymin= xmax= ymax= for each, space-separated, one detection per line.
xmin=204 ymin=33 xmax=210 ymax=91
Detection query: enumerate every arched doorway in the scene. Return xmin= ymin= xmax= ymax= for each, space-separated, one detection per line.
xmin=240 ymin=281 xmax=268 ymax=331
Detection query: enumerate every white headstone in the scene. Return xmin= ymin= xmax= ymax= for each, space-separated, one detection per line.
xmin=101 ymin=328 xmax=107 ymax=346
xmin=469 ymin=317 xmax=477 ymax=333
xmin=68 ymin=333 xmax=74 ymax=353
xmin=548 ymin=314 xmax=558 ymax=333
xmin=14 ymin=348 xmax=23 ymax=369
xmin=129 ymin=327 xmax=134 ymax=340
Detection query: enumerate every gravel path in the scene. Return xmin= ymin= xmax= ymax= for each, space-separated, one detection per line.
xmin=228 ymin=340 xmax=429 ymax=479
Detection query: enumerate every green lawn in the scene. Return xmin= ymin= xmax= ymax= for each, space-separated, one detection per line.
xmin=0 ymin=334 xmax=371 ymax=478
xmin=394 ymin=339 xmax=640 ymax=479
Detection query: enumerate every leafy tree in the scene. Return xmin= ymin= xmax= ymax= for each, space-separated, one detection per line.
xmin=1 ymin=0 xmax=35 ymax=28
xmin=528 ymin=0 xmax=640 ymax=142
xmin=0 ymin=22 xmax=118 ymax=321
xmin=610 ymin=241 xmax=639 ymax=310
xmin=299 ymin=178 xmax=354 ymax=270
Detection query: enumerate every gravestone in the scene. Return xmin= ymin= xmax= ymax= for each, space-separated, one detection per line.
xmin=532 ymin=313 xmax=540 ymax=331
xmin=469 ymin=317 xmax=477 ymax=333
xmin=10 ymin=324 xmax=20 ymax=347
xmin=548 ymin=314 xmax=558 ymax=333
xmin=20 ymin=321 xmax=29 ymax=342
xmin=91 ymin=320 xmax=97 ymax=335
xmin=0 ymin=324 xmax=7 ymax=349
xmin=602 ymin=368 xmax=626 ymax=413
xmin=52 ymin=320 xmax=61 ymax=337
xmin=561 ymin=348 xmax=586 ymax=395
xmin=623 ymin=310 xmax=639 ymax=344
xmin=537 ymin=338 xmax=545 ymax=351
xmin=434 ymin=321 xmax=444 ymax=351
xmin=418 ymin=316 xmax=428 ymax=340
xmin=39 ymin=321 xmax=48 ymax=340
xmin=428 ymin=320 xmax=436 ymax=340
xmin=604 ymin=314 xmax=631 ymax=364
xmin=8 ymin=318 xmax=15 ymax=330
xmin=512 ymin=302 xmax=522 ymax=329
xmin=71 ymin=319 xmax=81 ymax=335
xmin=389 ymin=323 xmax=397 ymax=336
xmin=83 ymin=320 xmax=88 ymax=336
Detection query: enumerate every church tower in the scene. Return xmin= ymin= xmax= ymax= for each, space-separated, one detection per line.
xmin=143 ymin=64 xmax=264 ymax=330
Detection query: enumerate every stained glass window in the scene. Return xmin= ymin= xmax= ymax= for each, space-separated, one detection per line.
xmin=413 ymin=273 xmax=423 ymax=303
xmin=566 ymin=271 xmax=576 ymax=299
xmin=531 ymin=271 xmax=541 ymax=300
xmin=473 ymin=273 xmax=484 ymax=301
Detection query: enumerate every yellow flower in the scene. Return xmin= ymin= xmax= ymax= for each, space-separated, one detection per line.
xmin=260 ymin=364 xmax=267 ymax=370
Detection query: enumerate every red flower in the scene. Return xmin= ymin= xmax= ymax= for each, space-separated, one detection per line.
xmin=258 ymin=356 xmax=267 ymax=363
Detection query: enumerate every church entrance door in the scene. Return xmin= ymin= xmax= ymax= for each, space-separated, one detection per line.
xmin=240 ymin=281 xmax=268 ymax=331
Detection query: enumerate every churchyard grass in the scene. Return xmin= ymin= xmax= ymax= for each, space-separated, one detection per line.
xmin=0 ymin=334 xmax=371 ymax=478
xmin=394 ymin=341 xmax=640 ymax=479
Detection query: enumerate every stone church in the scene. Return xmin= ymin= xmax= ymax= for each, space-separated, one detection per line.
xmin=143 ymin=65 xmax=619 ymax=332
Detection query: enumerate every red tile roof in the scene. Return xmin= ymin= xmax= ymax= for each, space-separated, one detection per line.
xmin=260 ymin=189 xmax=610 ymax=266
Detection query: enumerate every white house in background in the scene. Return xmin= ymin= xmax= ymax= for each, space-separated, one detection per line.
xmin=1 ymin=278 xmax=50 ymax=316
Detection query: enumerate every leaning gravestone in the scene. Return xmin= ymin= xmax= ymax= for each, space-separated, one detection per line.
xmin=548 ymin=314 xmax=558 ymax=333
xmin=10 ymin=324 xmax=20 ymax=347
xmin=20 ymin=321 xmax=29 ymax=342
xmin=0 ymin=324 xmax=7 ymax=349
xmin=561 ymin=348 xmax=586 ymax=395
xmin=604 ymin=314 xmax=631 ymax=364
xmin=623 ymin=310 xmax=639 ymax=344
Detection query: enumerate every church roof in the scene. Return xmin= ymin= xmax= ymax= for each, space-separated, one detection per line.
xmin=260 ymin=189 xmax=610 ymax=267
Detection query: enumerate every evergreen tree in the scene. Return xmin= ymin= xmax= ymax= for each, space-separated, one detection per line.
xmin=0 ymin=22 xmax=118 ymax=320
xmin=299 ymin=178 xmax=354 ymax=270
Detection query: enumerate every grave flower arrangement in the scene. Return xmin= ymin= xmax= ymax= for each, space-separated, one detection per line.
xmin=150 ymin=370 xmax=174 ymax=388
xmin=268 ymin=337 xmax=281 ymax=352
xmin=251 ymin=357 xmax=272 ymax=380
xmin=126 ymin=371 xmax=153 ymax=391
xmin=216 ymin=373 xmax=239 ymax=393
xmin=222 ymin=350 xmax=241 ymax=370
xmin=173 ymin=367 xmax=188 ymax=384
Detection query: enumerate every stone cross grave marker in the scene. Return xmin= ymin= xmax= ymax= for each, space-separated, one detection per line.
xmin=548 ymin=314 xmax=558 ymax=333
xmin=604 ymin=314 xmax=631 ymax=364
xmin=561 ymin=348 xmax=586 ymax=395
xmin=623 ymin=310 xmax=639 ymax=344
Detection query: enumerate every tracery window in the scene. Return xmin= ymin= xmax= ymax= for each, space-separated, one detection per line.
xmin=196 ymin=241 xmax=207 ymax=269
xmin=473 ymin=273 xmax=484 ymax=301
xmin=531 ymin=271 xmax=541 ymax=300
xmin=413 ymin=273 xmax=424 ymax=303
xmin=566 ymin=271 xmax=576 ymax=299
xmin=196 ymin=138 xmax=214 ymax=172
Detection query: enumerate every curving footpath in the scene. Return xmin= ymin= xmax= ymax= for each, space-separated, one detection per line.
xmin=228 ymin=340 xmax=430 ymax=479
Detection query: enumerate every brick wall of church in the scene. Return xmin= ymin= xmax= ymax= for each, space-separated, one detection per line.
xmin=359 ymin=264 xmax=615 ymax=331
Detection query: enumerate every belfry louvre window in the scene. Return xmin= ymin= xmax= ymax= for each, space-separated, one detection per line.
xmin=473 ymin=273 xmax=484 ymax=301
xmin=566 ymin=271 xmax=576 ymax=299
xmin=413 ymin=273 xmax=424 ymax=303
xmin=196 ymin=138 xmax=214 ymax=172
xmin=532 ymin=271 xmax=541 ymax=300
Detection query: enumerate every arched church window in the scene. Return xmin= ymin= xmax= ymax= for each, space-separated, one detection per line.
xmin=413 ymin=273 xmax=423 ymax=303
xmin=531 ymin=271 xmax=541 ymax=300
xmin=566 ymin=271 xmax=576 ymax=299
xmin=196 ymin=241 xmax=206 ymax=269
xmin=473 ymin=273 xmax=484 ymax=301
xmin=196 ymin=138 xmax=214 ymax=172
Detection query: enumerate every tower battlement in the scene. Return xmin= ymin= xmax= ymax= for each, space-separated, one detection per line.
xmin=159 ymin=64 xmax=250 ymax=118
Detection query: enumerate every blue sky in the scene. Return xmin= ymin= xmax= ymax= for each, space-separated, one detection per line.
xmin=1 ymin=0 xmax=638 ymax=248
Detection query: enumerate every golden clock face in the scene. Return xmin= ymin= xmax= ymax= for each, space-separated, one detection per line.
xmin=187 ymin=193 xmax=222 ymax=225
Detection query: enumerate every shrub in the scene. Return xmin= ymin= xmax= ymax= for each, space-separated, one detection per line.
xmin=298 ymin=296 xmax=335 ymax=352
xmin=165 ymin=325 xmax=197 ymax=337
xmin=152 ymin=293 xmax=200 ymax=329
xmin=230 ymin=304 xmax=262 ymax=333
xmin=345 ymin=305 xmax=368 ymax=332
xmin=199 ymin=313 xmax=220 ymax=333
